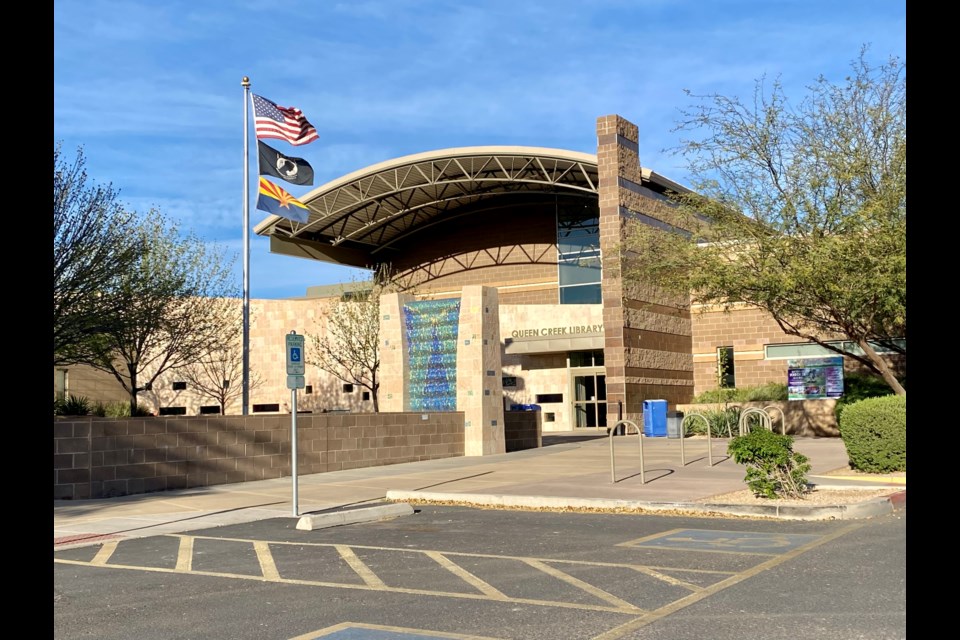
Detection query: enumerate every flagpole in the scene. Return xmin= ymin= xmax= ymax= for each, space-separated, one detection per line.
xmin=241 ymin=76 xmax=251 ymax=416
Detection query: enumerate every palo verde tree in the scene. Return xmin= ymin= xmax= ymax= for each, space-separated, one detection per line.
xmin=54 ymin=143 xmax=144 ymax=366
xmin=85 ymin=212 xmax=239 ymax=415
xmin=306 ymin=265 xmax=404 ymax=413
xmin=623 ymin=47 xmax=905 ymax=395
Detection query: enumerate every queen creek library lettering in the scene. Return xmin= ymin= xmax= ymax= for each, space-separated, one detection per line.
xmin=510 ymin=324 xmax=604 ymax=339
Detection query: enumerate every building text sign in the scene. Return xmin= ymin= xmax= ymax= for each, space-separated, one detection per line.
xmin=509 ymin=324 xmax=604 ymax=339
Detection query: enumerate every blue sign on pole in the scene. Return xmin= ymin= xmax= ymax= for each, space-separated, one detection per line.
xmin=286 ymin=332 xmax=305 ymax=376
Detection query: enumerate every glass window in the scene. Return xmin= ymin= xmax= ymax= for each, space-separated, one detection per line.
xmin=570 ymin=350 xmax=604 ymax=367
xmin=557 ymin=202 xmax=601 ymax=304
xmin=765 ymin=339 xmax=906 ymax=359
xmin=559 ymin=258 xmax=601 ymax=285
xmin=718 ymin=346 xmax=735 ymax=388
xmin=560 ymin=284 xmax=602 ymax=304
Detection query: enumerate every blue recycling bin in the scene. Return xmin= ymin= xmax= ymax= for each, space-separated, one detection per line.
xmin=643 ymin=399 xmax=668 ymax=437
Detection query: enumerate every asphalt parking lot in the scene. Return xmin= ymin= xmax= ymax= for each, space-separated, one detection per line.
xmin=54 ymin=504 xmax=906 ymax=640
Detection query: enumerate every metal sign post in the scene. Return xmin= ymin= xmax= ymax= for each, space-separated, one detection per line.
xmin=285 ymin=331 xmax=306 ymax=516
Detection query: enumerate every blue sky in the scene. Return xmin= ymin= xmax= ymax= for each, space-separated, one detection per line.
xmin=53 ymin=0 xmax=906 ymax=300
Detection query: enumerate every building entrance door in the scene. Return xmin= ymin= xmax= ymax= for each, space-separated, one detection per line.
xmin=572 ymin=372 xmax=606 ymax=429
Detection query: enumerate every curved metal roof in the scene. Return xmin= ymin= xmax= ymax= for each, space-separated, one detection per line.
xmin=253 ymin=145 xmax=689 ymax=269
xmin=253 ymin=146 xmax=601 ymax=266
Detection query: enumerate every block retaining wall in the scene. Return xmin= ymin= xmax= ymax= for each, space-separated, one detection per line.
xmin=54 ymin=412 xmax=467 ymax=500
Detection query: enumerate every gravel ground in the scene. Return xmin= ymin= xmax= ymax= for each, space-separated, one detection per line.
xmin=697 ymin=486 xmax=900 ymax=506
xmin=698 ymin=465 xmax=906 ymax=506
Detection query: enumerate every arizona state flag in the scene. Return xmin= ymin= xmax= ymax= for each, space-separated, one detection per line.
xmin=256 ymin=177 xmax=310 ymax=223
xmin=257 ymin=141 xmax=314 ymax=186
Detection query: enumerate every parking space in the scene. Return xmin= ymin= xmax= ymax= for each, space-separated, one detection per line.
xmin=54 ymin=505 xmax=870 ymax=640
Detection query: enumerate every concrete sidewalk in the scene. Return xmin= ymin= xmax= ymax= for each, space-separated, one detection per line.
xmin=53 ymin=432 xmax=906 ymax=547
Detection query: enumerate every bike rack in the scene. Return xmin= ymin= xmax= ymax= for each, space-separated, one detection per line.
xmin=738 ymin=407 xmax=773 ymax=435
xmin=609 ymin=420 xmax=643 ymax=484
xmin=679 ymin=413 xmax=717 ymax=467
xmin=762 ymin=404 xmax=787 ymax=435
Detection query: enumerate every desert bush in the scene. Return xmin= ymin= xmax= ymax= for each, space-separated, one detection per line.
xmin=838 ymin=394 xmax=906 ymax=473
xmin=692 ymin=382 xmax=787 ymax=404
xmin=56 ymin=394 xmax=91 ymax=416
xmin=684 ymin=407 xmax=742 ymax=437
xmin=728 ymin=429 xmax=811 ymax=499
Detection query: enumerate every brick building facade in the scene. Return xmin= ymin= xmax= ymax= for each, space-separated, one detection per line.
xmin=56 ymin=114 xmax=902 ymax=444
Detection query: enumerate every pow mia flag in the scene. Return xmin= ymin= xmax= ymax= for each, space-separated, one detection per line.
xmin=257 ymin=141 xmax=314 ymax=186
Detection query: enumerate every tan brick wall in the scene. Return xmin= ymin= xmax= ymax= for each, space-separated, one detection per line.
xmin=692 ymin=303 xmax=827 ymax=395
xmin=54 ymin=412 xmax=465 ymax=499
xmin=597 ymin=114 xmax=694 ymax=421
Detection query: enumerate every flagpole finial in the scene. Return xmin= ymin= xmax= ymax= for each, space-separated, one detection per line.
xmin=241 ymin=76 xmax=250 ymax=87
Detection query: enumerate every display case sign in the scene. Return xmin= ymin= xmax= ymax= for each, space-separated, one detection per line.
xmin=787 ymin=356 xmax=844 ymax=400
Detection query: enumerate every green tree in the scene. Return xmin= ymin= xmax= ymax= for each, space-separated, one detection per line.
xmin=623 ymin=48 xmax=905 ymax=394
xmin=85 ymin=212 xmax=239 ymax=415
xmin=54 ymin=143 xmax=144 ymax=366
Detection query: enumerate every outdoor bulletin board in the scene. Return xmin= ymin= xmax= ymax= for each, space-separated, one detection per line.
xmin=787 ymin=356 xmax=844 ymax=400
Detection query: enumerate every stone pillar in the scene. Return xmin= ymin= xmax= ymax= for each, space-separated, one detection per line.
xmin=596 ymin=114 xmax=694 ymax=427
xmin=378 ymin=291 xmax=415 ymax=413
xmin=456 ymin=286 xmax=505 ymax=456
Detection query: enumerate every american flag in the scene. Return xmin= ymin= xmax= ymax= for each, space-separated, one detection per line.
xmin=251 ymin=94 xmax=319 ymax=146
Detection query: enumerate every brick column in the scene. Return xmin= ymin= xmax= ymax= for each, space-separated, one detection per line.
xmin=378 ymin=291 xmax=415 ymax=412
xmin=596 ymin=115 xmax=694 ymax=427
xmin=456 ymin=286 xmax=505 ymax=455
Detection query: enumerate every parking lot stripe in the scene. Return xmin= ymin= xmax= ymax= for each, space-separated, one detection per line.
xmin=90 ymin=541 xmax=118 ymax=566
xmin=175 ymin=536 xmax=194 ymax=572
xmin=425 ymin=551 xmax=508 ymax=599
xmin=523 ymin=559 xmax=646 ymax=613
xmin=255 ymin=541 xmax=281 ymax=581
xmin=336 ymin=545 xmax=386 ymax=588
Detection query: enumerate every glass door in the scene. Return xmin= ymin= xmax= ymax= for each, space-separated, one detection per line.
xmin=572 ymin=373 xmax=607 ymax=429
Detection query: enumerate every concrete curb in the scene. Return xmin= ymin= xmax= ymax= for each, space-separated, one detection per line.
xmin=296 ymin=503 xmax=414 ymax=531
xmin=385 ymin=489 xmax=906 ymax=521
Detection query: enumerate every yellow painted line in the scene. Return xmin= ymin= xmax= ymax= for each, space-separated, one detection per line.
xmin=291 ymin=620 xmax=502 ymax=639
xmin=254 ymin=541 xmax=281 ymax=581
xmin=425 ymin=551 xmax=509 ymax=599
xmin=524 ymin=559 xmax=646 ymax=613
xmin=590 ymin=523 xmax=866 ymax=640
xmin=617 ymin=528 xmax=686 ymax=548
xmin=628 ymin=566 xmax=703 ymax=592
xmin=53 ymin=558 xmax=647 ymax=613
xmin=90 ymin=541 xmax=118 ymax=566
xmin=335 ymin=545 xmax=386 ymax=588
xmin=175 ymin=536 xmax=194 ymax=572
xmin=812 ymin=475 xmax=906 ymax=485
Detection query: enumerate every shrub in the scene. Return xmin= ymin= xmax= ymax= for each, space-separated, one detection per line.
xmin=835 ymin=372 xmax=899 ymax=420
xmin=684 ymin=407 xmax=741 ymax=437
xmin=106 ymin=402 xmax=134 ymax=418
xmin=728 ymin=429 xmax=811 ymax=499
xmin=741 ymin=383 xmax=788 ymax=402
xmin=55 ymin=394 xmax=92 ymax=416
xmin=692 ymin=382 xmax=787 ymax=404
xmin=838 ymin=394 xmax=906 ymax=473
